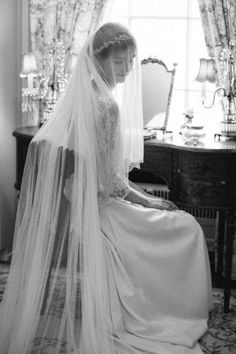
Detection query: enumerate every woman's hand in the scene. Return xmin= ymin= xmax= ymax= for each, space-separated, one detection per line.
xmin=125 ymin=182 xmax=179 ymax=211
xmin=145 ymin=197 xmax=178 ymax=211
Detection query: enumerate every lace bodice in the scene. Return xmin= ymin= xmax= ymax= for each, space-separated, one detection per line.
xmin=96 ymin=93 xmax=130 ymax=199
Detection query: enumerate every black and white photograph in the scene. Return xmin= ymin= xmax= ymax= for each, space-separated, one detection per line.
xmin=0 ymin=1 xmax=235 ymax=353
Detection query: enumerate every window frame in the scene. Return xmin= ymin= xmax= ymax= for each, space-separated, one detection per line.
xmin=107 ymin=0 xmax=217 ymax=131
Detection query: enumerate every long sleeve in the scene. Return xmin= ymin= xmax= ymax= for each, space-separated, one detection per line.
xmin=96 ymin=94 xmax=130 ymax=199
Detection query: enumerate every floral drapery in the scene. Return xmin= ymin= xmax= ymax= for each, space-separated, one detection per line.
xmin=198 ymin=0 xmax=236 ymax=86
xmin=30 ymin=0 xmax=110 ymax=77
xmin=27 ymin=0 xmax=110 ymax=125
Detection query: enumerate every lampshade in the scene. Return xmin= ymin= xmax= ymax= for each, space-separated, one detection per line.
xmin=65 ymin=53 xmax=78 ymax=75
xmin=195 ymin=58 xmax=216 ymax=83
xmin=20 ymin=52 xmax=39 ymax=77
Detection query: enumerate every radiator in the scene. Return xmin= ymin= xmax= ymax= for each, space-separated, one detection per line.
xmin=137 ymin=183 xmax=170 ymax=200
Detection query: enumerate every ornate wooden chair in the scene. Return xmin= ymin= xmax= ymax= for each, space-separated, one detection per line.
xmin=141 ymin=57 xmax=177 ymax=133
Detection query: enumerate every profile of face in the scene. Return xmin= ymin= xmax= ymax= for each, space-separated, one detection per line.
xmin=99 ymin=46 xmax=136 ymax=87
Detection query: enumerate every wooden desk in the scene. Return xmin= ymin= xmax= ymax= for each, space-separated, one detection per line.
xmin=13 ymin=127 xmax=236 ymax=312
xmin=130 ymin=134 xmax=236 ymax=313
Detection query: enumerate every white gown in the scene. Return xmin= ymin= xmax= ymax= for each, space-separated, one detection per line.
xmin=99 ymin=198 xmax=212 ymax=354
xmin=96 ymin=93 xmax=213 ymax=354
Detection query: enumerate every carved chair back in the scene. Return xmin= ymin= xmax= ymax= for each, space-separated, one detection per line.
xmin=141 ymin=57 xmax=177 ymax=131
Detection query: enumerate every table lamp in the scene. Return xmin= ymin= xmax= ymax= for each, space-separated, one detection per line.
xmin=196 ymin=46 xmax=236 ymax=140
xmin=20 ymin=52 xmax=39 ymax=114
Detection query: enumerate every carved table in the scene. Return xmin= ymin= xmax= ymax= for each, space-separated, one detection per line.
xmin=130 ymin=134 xmax=236 ymax=313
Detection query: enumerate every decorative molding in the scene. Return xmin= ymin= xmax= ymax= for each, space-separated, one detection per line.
xmin=141 ymin=56 xmax=177 ymax=74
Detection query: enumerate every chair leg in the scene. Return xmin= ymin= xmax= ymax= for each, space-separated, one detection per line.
xmin=40 ymin=262 xmax=53 ymax=316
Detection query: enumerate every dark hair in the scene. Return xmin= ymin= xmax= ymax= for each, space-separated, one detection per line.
xmin=93 ymin=22 xmax=136 ymax=60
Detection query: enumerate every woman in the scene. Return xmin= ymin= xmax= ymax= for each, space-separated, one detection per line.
xmin=0 ymin=23 xmax=212 ymax=354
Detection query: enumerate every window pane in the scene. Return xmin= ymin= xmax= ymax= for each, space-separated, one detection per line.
xmin=186 ymin=91 xmax=223 ymax=135
xmin=131 ymin=19 xmax=187 ymax=90
xmin=168 ymin=90 xmax=186 ymax=131
xmin=106 ymin=0 xmax=214 ymax=133
xmin=190 ymin=0 xmax=201 ymax=18
xmin=131 ymin=0 xmax=188 ymax=17
xmin=168 ymin=90 xmax=218 ymax=132
xmin=109 ymin=0 xmax=129 ymax=17
xmin=188 ymin=19 xmax=208 ymax=91
xmin=106 ymin=16 xmax=129 ymax=28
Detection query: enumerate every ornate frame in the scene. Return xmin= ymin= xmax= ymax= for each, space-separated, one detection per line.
xmin=141 ymin=57 xmax=177 ymax=132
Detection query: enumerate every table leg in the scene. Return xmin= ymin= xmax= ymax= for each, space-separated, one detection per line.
xmin=216 ymin=211 xmax=225 ymax=286
xmin=224 ymin=210 xmax=235 ymax=313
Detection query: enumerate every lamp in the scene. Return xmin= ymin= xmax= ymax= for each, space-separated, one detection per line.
xmin=195 ymin=43 xmax=236 ymax=140
xmin=20 ymin=52 xmax=39 ymax=90
xmin=20 ymin=47 xmax=69 ymax=125
xmin=196 ymin=58 xmax=216 ymax=83
xmin=38 ymin=42 xmax=71 ymax=125
xmin=195 ymin=58 xmax=217 ymax=102
xmin=20 ymin=52 xmax=39 ymax=114
xmin=20 ymin=48 xmax=78 ymax=126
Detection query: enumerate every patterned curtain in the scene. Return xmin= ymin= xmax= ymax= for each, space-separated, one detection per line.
xmin=30 ymin=0 xmax=110 ymax=82
xmin=198 ymin=0 xmax=236 ymax=87
xmin=28 ymin=0 xmax=110 ymax=124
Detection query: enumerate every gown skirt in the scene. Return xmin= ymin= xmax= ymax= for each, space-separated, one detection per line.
xmin=0 ymin=196 xmax=212 ymax=354
xmin=99 ymin=198 xmax=212 ymax=354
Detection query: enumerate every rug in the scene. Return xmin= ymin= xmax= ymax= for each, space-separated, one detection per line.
xmin=199 ymin=289 xmax=236 ymax=354
xmin=0 ymin=264 xmax=235 ymax=354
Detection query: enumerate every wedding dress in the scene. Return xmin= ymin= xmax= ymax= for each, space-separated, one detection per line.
xmin=96 ymin=92 xmax=212 ymax=354
xmin=0 ymin=22 xmax=212 ymax=354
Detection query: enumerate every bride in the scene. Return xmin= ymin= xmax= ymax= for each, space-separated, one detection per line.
xmin=0 ymin=22 xmax=212 ymax=354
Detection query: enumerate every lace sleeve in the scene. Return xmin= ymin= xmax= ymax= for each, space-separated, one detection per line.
xmin=110 ymin=172 xmax=130 ymax=199
xmin=96 ymin=94 xmax=130 ymax=199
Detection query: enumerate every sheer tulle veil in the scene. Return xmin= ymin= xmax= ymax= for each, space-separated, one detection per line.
xmin=0 ymin=23 xmax=143 ymax=353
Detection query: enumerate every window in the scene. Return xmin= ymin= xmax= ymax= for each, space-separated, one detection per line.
xmin=106 ymin=0 xmax=220 ymax=132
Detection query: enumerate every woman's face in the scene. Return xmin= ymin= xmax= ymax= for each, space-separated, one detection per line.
xmin=100 ymin=46 xmax=136 ymax=86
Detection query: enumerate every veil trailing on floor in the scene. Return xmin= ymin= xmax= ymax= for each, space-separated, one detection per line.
xmin=0 ymin=23 xmax=143 ymax=354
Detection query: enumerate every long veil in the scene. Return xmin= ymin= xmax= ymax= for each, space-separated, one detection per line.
xmin=0 ymin=23 xmax=143 ymax=354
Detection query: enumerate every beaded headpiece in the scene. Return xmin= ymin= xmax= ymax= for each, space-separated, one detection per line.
xmin=94 ymin=33 xmax=134 ymax=54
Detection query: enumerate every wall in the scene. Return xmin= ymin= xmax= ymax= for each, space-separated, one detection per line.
xmin=0 ymin=0 xmax=21 ymax=250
